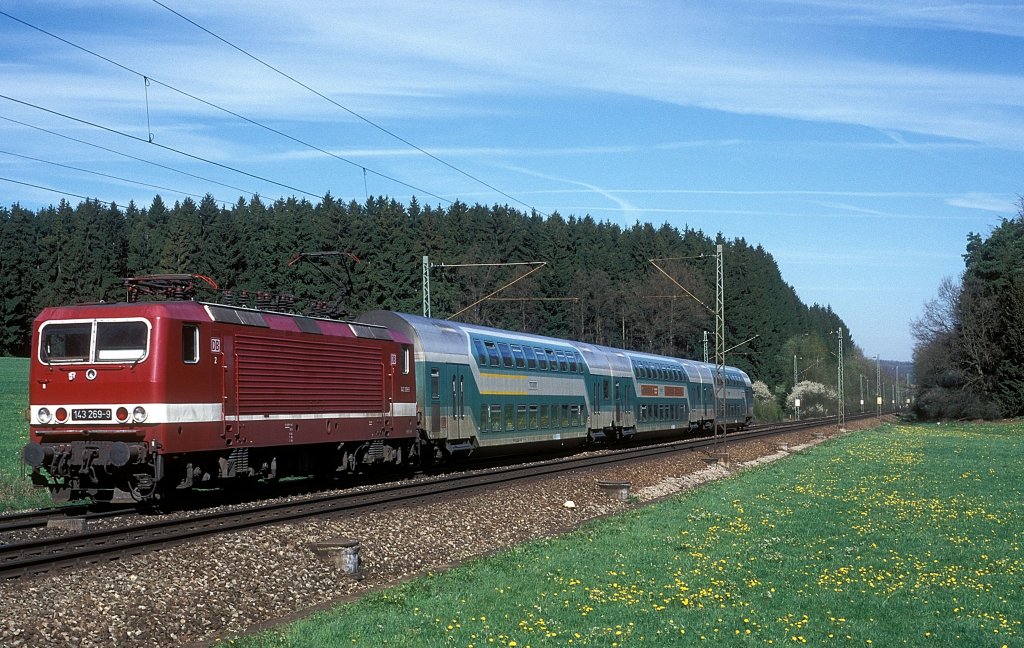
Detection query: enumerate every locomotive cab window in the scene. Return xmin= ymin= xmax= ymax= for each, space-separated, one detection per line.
xmin=182 ymin=324 xmax=200 ymax=364
xmin=95 ymin=321 xmax=148 ymax=361
xmin=40 ymin=322 xmax=91 ymax=363
xmin=40 ymin=318 xmax=150 ymax=364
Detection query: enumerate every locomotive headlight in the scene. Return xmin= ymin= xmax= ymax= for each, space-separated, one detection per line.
xmin=37 ymin=407 xmax=51 ymax=424
xmin=132 ymin=406 xmax=148 ymax=423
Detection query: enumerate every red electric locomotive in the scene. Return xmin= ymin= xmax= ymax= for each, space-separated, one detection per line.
xmin=22 ymin=299 xmax=418 ymax=502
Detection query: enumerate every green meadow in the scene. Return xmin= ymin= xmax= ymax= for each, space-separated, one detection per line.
xmin=236 ymin=422 xmax=1024 ymax=647
xmin=0 ymin=357 xmax=48 ymax=511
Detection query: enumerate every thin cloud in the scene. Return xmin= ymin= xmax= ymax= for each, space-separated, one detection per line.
xmin=945 ymin=193 xmax=1018 ymax=213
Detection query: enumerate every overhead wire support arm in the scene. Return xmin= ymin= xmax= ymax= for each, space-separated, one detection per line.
xmin=446 ymin=263 xmax=547 ymax=320
xmin=648 ymin=257 xmax=714 ymax=315
xmin=724 ymin=334 xmax=759 ymax=355
xmin=486 ymin=297 xmax=579 ymax=302
xmin=423 ymin=256 xmax=548 ymax=320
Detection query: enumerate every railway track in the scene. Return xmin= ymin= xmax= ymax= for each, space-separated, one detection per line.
xmin=0 ymin=503 xmax=139 ymax=535
xmin=0 ymin=413 xmax=881 ymax=580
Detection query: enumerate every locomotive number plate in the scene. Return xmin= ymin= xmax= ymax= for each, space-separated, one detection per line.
xmin=72 ymin=408 xmax=112 ymax=421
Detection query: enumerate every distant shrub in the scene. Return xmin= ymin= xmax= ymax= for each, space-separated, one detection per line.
xmin=752 ymin=380 xmax=782 ymax=421
xmin=912 ymin=386 xmax=1000 ymax=421
xmin=787 ymin=380 xmax=837 ymax=418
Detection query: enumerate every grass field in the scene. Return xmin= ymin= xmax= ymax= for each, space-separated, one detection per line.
xmin=0 ymin=356 xmax=49 ymax=512
xmin=235 ymin=422 xmax=1024 ymax=647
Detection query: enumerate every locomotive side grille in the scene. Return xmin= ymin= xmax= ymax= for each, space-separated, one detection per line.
xmin=235 ymin=335 xmax=385 ymax=415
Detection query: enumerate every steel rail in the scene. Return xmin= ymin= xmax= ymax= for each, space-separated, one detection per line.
xmin=1 ymin=413 xmax=883 ymax=579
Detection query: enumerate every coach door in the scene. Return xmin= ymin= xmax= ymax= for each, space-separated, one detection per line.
xmin=428 ymin=364 xmax=467 ymax=439
xmin=613 ymin=379 xmax=622 ymax=426
xmin=447 ymin=363 xmax=468 ymax=438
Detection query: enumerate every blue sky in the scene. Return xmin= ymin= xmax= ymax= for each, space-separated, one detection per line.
xmin=2 ymin=1 xmax=1022 ymax=362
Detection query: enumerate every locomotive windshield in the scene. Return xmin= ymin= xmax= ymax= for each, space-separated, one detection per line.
xmin=39 ymin=319 xmax=150 ymax=364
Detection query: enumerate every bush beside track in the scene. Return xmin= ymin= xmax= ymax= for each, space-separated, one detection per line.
xmin=237 ymin=421 xmax=1024 ymax=648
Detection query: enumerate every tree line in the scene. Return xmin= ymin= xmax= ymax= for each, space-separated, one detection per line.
xmin=912 ymin=199 xmax=1024 ymax=419
xmin=1 ymin=192 xmax=880 ymax=414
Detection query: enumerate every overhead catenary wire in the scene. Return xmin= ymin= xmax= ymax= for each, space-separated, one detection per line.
xmin=0 ymin=176 xmax=116 ymax=207
xmin=151 ymin=0 xmax=547 ymax=216
xmin=0 ymin=115 xmax=256 ymax=198
xmin=0 ymin=94 xmax=324 ymax=202
xmin=0 ymin=148 xmax=209 ymax=203
xmin=0 ymin=9 xmax=454 ymax=207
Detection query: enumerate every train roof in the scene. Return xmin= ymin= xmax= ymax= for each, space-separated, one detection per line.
xmin=35 ymin=300 xmax=402 ymax=343
xmin=357 ymin=311 xmax=751 ymax=383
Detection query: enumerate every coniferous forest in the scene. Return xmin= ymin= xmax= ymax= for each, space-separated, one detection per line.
xmin=0 ymin=192 xmax=866 ymax=410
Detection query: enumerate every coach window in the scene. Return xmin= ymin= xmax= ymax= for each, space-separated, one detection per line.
xmin=497 ymin=342 xmax=514 ymax=368
xmin=480 ymin=405 xmax=489 ymax=432
xmin=545 ymin=349 xmax=557 ymax=371
xmin=536 ymin=348 xmax=548 ymax=370
xmin=484 ymin=341 xmax=500 ymax=366
xmin=504 ymin=404 xmax=516 ymax=431
xmin=182 ymin=324 xmax=200 ymax=364
xmin=555 ymin=351 xmax=569 ymax=372
xmin=511 ymin=345 xmax=527 ymax=369
xmin=529 ymin=405 xmax=539 ymax=429
xmin=430 ymin=368 xmax=440 ymax=400
xmin=540 ymin=404 xmax=550 ymax=428
xmin=490 ymin=405 xmax=502 ymax=432
xmin=567 ymin=352 xmax=578 ymax=372
xmin=517 ymin=405 xmax=528 ymax=430
xmin=523 ymin=346 xmax=537 ymax=369
xmin=474 ymin=339 xmax=487 ymax=365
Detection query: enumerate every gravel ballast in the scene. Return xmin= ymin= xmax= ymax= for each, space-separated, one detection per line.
xmin=0 ymin=421 xmax=879 ymax=647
